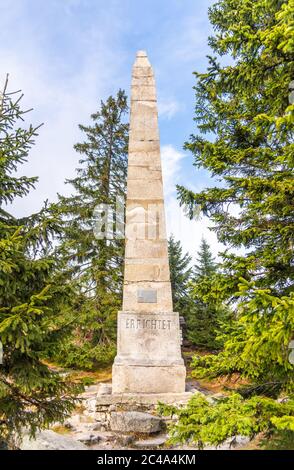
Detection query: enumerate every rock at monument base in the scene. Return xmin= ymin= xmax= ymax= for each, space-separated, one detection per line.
xmin=204 ymin=435 xmax=251 ymax=450
xmin=112 ymin=364 xmax=186 ymax=394
xmin=110 ymin=411 xmax=163 ymax=434
xmin=96 ymin=391 xmax=194 ymax=407
xmin=97 ymin=383 xmax=112 ymax=395
xmin=115 ymin=434 xmax=135 ymax=446
xmin=134 ymin=434 xmax=168 ymax=448
xmin=75 ymin=432 xmax=101 ymax=446
xmin=20 ymin=430 xmax=88 ymax=450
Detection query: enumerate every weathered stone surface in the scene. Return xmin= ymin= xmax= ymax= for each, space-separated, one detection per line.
xmin=75 ymin=432 xmax=101 ymax=446
xmin=130 ymin=105 xmax=158 ymax=131
xmin=63 ymin=413 xmax=102 ymax=433
xmin=128 ymin=151 xmax=161 ymax=166
xmin=114 ymin=311 xmax=182 ymax=366
xmin=125 ymin=203 xmax=167 ymax=241
xmin=20 ymin=430 xmax=88 ymax=450
xmin=127 ymin=166 xmax=162 ymax=180
xmin=84 ymin=384 xmax=101 ymax=394
xmin=95 ymin=411 xmax=107 ymax=422
xmin=125 ymin=257 xmax=168 ymax=265
xmin=129 ymin=129 xmax=159 ymax=143
xmin=127 ymin=179 xmax=163 ymax=200
xmin=131 ymin=85 xmax=156 ymax=101
xmin=112 ymin=50 xmax=185 ymax=394
xmin=96 ymin=391 xmax=194 ymax=407
xmin=128 ymin=140 xmax=160 ymax=153
xmin=132 ymin=76 xmax=155 ymax=87
xmin=110 ymin=411 xmax=163 ymax=434
xmin=115 ymin=435 xmax=135 ymax=446
xmin=204 ymin=435 xmax=251 ymax=450
xmin=92 ymin=423 xmax=103 ymax=431
xmin=84 ymin=398 xmax=97 ymax=413
xmin=125 ymin=239 xmax=168 ymax=259
xmin=97 ymin=383 xmax=112 ymax=395
xmin=64 ymin=414 xmax=81 ymax=430
xmin=96 ymin=432 xmax=117 ymax=443
xmin=134 ymin=434 xmax=167 ymax=448
xmin=122 ymin=283 xmax=173 ymax=312
xmin=124 ymin=263 xmax=170 ymax=282
xmin=112 ymin=364 xmax=186 ymax=394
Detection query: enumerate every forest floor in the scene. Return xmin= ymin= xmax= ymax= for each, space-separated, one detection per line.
xmin=25 ymin=348 xmax=292 ymax=450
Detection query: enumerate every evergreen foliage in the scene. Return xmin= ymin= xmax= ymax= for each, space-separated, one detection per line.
xmin=52 ymin=90 xmax=128 ymax=369
xmin=0 ymin=77 xmax=80 ymax=448
xmin=187 ymin=239 xmax=228 ymax=349
xmin=193 ymin=238 xmax=216 ymax=279
xmin=174 ymin=0 xmax=294 ymax=444
xmin=158 ymin=393 xmax=294 ymax=448
xmin=178 ymin=0 xmax=294 ymax=298
xmin=192 ymin=280 xmax=294 ymax=396
xmin=168 ymin=234 xmax=192 ymax=316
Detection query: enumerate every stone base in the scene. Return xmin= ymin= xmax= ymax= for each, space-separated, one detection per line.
xmin=112 ymin=364 xmax=186 ymax=394
xmin=96 ymin=391 xmax=194 ymax=407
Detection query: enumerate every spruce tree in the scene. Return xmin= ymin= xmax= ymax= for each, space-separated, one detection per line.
xmin=179 ymin=0 xmax=294 ymax=298
xmin=187 ymin=238 xmax=226 ymax=350
xmin=193 ymin=238 xmax=216 ymax=279
xmin=168 ymin=234 xmax=192 ymax=317
xmin=174 ymin=0 xmax=294 ymax=443
xmin=0 ymin=77 xmax=79 ymax=448
xmin=53 ymin=90 xmax=128 ymax=369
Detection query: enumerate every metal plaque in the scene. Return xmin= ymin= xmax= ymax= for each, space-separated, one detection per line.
xmin=137 ymin=289 xmax=157 ymax=303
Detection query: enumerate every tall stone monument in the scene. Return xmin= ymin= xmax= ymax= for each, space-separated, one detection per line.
xmin=112 ymin=51 xmax=186 ymax=394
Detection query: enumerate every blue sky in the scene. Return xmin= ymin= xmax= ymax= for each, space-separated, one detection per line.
xmin=0 ymin=0 xmax=223 ymax=260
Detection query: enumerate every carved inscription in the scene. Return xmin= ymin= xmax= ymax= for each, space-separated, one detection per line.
xmin=125 ymin=317 xmax=172 ymax=330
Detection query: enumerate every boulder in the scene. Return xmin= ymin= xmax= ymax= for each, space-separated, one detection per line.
xmin=20 ymin=430 xmax=88 ymax=450
xmin=64 ymin=414 xmax=81 ymax=430
xmin=110 ymin=411 xmax=163 ymax=434
xmin=204 ymin=435 xmax=250 ymax=450
xmin=85 ymin=384 xmax=101 ymax=394
xmin=134 ymin=434 xmax=167 ymax=448
xmin=97 ymin=383 xmax=112 ymax=396
xmin=75 ymin=432 xmax=101 ymax=446
xmin=92 ymin=423 xmax=103 ymax=431
xmin=115 ymin=435 xmax=134 ymax=446
xmin=97 ymin=432 xmax=117 ymax=443
xmin=84 ymin=398 xmax=97 ymax=413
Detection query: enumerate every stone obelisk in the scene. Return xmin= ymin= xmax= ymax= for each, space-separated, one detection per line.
xmin=112 ymin=51 xmax=186 ymax=394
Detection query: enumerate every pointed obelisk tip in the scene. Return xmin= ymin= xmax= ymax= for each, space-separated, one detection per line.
xmin=134 ymin=50 xmax=151 ymax=68
xmin=136 ymin=50 xmax=148 ymax=57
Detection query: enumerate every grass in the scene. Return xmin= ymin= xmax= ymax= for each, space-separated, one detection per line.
xmin=68 ymin=366 xmax=112 ymax=384
xmin=240 ymin=431 xmax=294 ymax=450
xmin=261 ymin=431 xmax=294 ymax=450
xmin=183 ymin=347 xmax=249 ymax=394
xmin=51 ymin=425 xmax=72 ymax=435
xmin=195 ymin=373 xmax=249 ymax=394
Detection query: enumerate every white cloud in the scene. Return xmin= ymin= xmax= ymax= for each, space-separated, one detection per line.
xmin=158 ymin=98 xmax=181 ymax=119
xmin=161 ymin=144 xmax=185 ymax=197
xmin=0 ymin=3 xmax=125 ymax=217
xmin=161 ymin=144 xmax=223 ymax=261
xmin=0 ymin=1 xmax=222 ymax=260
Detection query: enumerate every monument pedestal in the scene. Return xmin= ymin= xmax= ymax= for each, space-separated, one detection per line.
xmin=112 ymin=311 xmax=185 ymax=394
xmin=112 ymin=365 xmax=186 ymax=394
